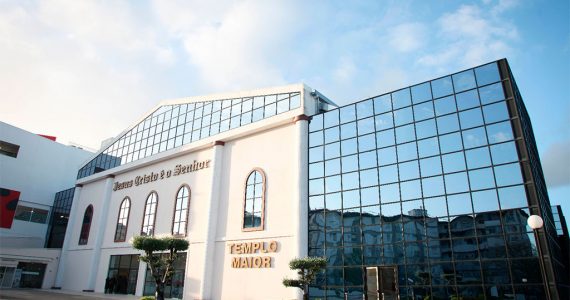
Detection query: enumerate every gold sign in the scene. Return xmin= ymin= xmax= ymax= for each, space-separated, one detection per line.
xmin=228 ymin=240 xmax=279 ymax=268
xmin=113 ymin=159 xmax=211 ymax=191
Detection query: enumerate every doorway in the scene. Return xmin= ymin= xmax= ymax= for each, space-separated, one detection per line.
xmin=366 ymin=266 xmax=399 ymax=300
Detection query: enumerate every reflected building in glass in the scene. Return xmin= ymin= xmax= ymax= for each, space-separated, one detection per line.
xmin=307 ymin=59 xmax=568 ymax=299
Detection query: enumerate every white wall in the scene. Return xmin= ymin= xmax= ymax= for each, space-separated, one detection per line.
xmin=0 ymin=121 xmax=92 ymax=245
xmin=0 ymin=248 xmax=61 ymax=289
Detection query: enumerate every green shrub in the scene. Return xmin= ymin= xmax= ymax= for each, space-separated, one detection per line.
xmin=140 ymin=296 xmax=155 ymax=300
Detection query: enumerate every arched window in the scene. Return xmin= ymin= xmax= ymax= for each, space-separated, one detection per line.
xmin=243 ymin=169 xmax=266 ymax=231
xmin=141 ymin=192 xmax=158 ymax=236
xmin=114 ymin=197 xmax=131 ymax=242
xmin=172 ymin=185 xmax=190 ymax=236
xmin=78 ymin=205 xmax=93 ymax=245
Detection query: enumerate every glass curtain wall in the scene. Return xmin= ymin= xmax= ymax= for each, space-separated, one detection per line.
xmin=308 ymin=61 xmax=547 ymax=299
xmin=78 ymin=92 xmax=301 ymax=179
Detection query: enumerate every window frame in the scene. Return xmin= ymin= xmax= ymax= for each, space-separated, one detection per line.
xmin=114 ymin=197 xmax=131 ymax=242
xmin=141 ymin=191 xmax=159 ymax=236
xmin=242 ymin=168 xmax=267 ymax=232
xmin=171 ymin=185 xmax=190 ymax=237
xmin=78 ymin=205 xmax=93 ymax=245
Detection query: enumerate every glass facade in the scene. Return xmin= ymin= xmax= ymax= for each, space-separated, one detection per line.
xmin=46 ymin=187 xmax=75 ymax=248
xmin=307 ymin=60 xmax=556 ymax=299
xmin=77 ymin=91 xmax=301 ymax=179
xmin=106 ymin=254 xmax=139 ymax=295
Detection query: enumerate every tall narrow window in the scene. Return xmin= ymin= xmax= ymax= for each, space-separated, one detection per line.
xmin=114 ymin=198 xmax=131 ymax=242
xmin=78 ymin=205 xmax=93 ymax=245
xmin=172 ymin=185 xmax=190 ymax=236
xmin=243 ymin=169 xmax=266 ymax=231
xmin=141 ymin=192 xmax=158 ymax=236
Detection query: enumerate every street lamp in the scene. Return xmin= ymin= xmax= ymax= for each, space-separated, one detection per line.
xmin=527 ymin=214 xmax=551 ymax=299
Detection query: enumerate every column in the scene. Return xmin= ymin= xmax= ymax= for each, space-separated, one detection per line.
xmin=198 ymin=141 xmax=225 ymax=300
xmin=53 ymin=184 xmax=83 ymax=288
xmin=294 ymin=115 xmax=310 ymax=258
xmin=84 ymin=175 xmax=115 ymax=292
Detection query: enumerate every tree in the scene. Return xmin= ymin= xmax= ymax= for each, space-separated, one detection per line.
xmin=283 ymin=257 xmax=327 ymax=300
xmin=131 ymin=235 xmax=189 ymax=300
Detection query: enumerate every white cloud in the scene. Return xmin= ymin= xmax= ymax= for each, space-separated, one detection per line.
xmin=542 ymin=140 xmax=570 ymax=188
xmin=388 ymin=22 xmax=426 ymax=53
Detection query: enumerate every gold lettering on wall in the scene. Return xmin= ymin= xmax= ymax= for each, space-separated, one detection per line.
xmin=227 ymin=240 xmax=279 ymax=269
xmin=112 ymin=159 xmax=211 ymax=191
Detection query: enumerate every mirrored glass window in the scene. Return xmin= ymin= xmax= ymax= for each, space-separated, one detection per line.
xmin=439 ymin=132 xmax=463 ymax=154
xmin=498 ymin=185 xmax=528 ymax=209
xmin=479 ymin=82 xmax=505 ymax=105
xmin=462 ymin=127 xmax=488 ymax=149
xmin=413 ymin=102 xmax=434 ymax=121
xmin=415 ymin=119 xmax=437 ymax=139
xmin=324 ymin=142 xmax=341 ymax=160
xmin=375 ymin=112 xmax=394 ymax=130
xmin=452 ymin=70 xmax=477 ymax=92
xmin=324 ymin=110 xmax=339 ymax=128
xmin=431 ymin=76 xmax=454 ymax=99
xmin=392 ymin=88 xmax=411 ymax=109
xmin=341 ymin=122 xmax=357 ymax=139
xmin=447 ymin=193 xmax=473 ymax=216
xmin=434 ymin=95 xmax=456 ymax=116
xmin=376 ymin=129 xmax=395 ymax=148
xmin=483 ymin=101 xmax=510 ymax=124
xmin=459 ymin=108 xmax=484 ymax=129
xmin=465 ymin=147 xmax=491 ymax=169
xmin=379 ymin=165 xmax=399 ymax=184
xmin=418 ymin=137 xmax=440 ymax=158
xmin=380 ymin=183 xmax=400 ymax=203
xmin=455 ymin=90 xmax=480 ymax=111
xmin=339 ymin=105 xmax=356 ymax=124
xmin=422 ymin=176 xmax=445 ymax=197
xmin=468 ymin=168 xmax=495 ymax=190
xmin=472 ymin=189 xmax=499 ymax=213
xmin=475 ymin=62 xmax=501 ymax=86
xmin=444 ymin=172 xmax=469 ymax=194
xmin=358 ymin=134 xmax=376 ymax=152
xmin=356 ymin=100 xmax=374 ymax=119
xmin=411 ymin=82 xmax=432 ymax=103
xmin=341 ymin=138 xmax=357 ymax=156
xmin=374 ymin=95 xmax=392 ymax=114
xmin=420 ymin=156 xmax=442 ymax=177
xmin=486 ymin=121 xmax=514 ymax=144
xmin=436 ymin=114 xmax=460 ymax=134
xmin=377 ymin=147 xmax=397 ymax=166
xmin=490 ymin=142 xmax=519 ymax=164
xmin=358 ymin=151 xmax=377 ymax=169
xmin=494 ymin=163 xmax=523 ymax=186
xmin=396 ymin=124 xmax=416 ymax=144
xmin=397 ymin=142 xmax=417 ymax=162
xmin=394 ymin=107 xmax=414 ymax=126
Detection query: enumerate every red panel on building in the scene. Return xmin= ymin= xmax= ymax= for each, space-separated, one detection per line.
xmin=0 ymin=188 xmax=20 ymax=228
xmin=37 ymin=134 xmax=57 ymax=141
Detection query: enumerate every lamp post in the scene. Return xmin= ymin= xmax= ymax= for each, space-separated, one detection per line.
xmin=527 ymin=214 xmax=552 ymax=299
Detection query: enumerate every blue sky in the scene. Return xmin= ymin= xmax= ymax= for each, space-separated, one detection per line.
xmin=0 ymin=0 xmax=568 ymax=217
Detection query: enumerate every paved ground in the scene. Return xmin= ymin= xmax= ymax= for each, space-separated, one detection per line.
xmin=0 ymin=289 xmax=141 ymax=300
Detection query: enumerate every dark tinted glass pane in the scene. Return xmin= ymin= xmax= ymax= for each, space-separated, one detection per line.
xmin=455 ymin=261 xmax=482 ymax=284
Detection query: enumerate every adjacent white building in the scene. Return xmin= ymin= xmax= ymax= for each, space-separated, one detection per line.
xmin=56 ymin=84 xmax=330 ymax=299
xmin=0 ymin=121 xmax=92 ymax=289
